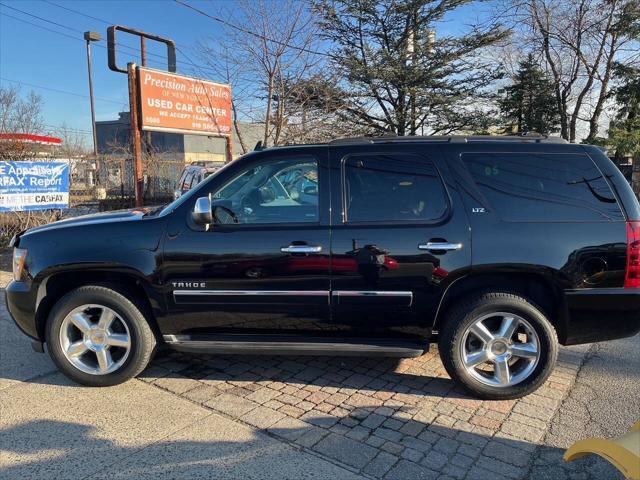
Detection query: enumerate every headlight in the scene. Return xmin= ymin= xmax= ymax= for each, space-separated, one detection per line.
xmin=13 ymin=248 xmax=27 ymax=281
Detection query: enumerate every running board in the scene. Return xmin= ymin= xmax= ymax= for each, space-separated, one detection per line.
xmin=163 ymin=335 xmax=426 ymax=358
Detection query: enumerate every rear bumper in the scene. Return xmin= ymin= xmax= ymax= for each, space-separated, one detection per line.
xmin=563 ymin=288 xmax=640 ymax=345
xmin=5 ymin=280 xmax=40 ymax=340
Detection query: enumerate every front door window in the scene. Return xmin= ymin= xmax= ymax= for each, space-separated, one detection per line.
xmin=212 ymin=157 xmax=319 ymax=224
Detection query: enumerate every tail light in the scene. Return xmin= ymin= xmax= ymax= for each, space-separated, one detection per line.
xmin=625 ymin=221 xmax=640 ymax=288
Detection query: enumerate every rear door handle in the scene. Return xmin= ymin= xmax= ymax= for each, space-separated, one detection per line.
xmin=281 ymin=245 xmax=322 ymax=254
xmin=418 ymin=242 xmax=463 ymax=252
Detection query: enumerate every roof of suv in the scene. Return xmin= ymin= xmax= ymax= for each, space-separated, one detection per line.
xmin=328 ymin=135 xmax=569 ymax=146
xmin=253 ymin=135 xmax=569 ymax=154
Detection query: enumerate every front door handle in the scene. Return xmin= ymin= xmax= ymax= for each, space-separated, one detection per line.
xmin=281 ymin=245 xmax=322 ymax=254
xmin=418 ymin=242 xmax=463 ymax=252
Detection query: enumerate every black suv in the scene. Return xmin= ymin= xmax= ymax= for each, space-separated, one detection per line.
xmin=6 ymin=136 xmax=640 ymax=399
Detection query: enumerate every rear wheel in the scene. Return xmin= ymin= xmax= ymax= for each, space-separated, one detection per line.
xmin=46 ymin=286 xmax=156 ymax=386
xmin=438 ymin=292 xmax=558 ymax=400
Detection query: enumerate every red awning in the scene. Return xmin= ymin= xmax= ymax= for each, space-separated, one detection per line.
xmin=0 ymin=133 xmax=63 ymax=145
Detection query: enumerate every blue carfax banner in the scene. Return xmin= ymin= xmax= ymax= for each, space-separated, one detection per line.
xmin=0 ymin=161 xmax=70 ymax=212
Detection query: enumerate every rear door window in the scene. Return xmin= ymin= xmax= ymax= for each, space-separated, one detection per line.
xmin=183 ymin=171 xmax=195 ymax=191
xmin=461 ymin=152 xmax=624 ymax=222
xmin=177 ymin=170 xmax=187 ymax=188
xmin=343 ymin=153 xmax=448 ymax=223
xmin=190 ymin=173 xmax=201 ymax=189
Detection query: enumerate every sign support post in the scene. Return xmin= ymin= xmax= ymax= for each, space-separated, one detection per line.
xmin=127 ymin=63 xmax=144 ymax=207
xmin=225 ymin=136 xmax=233 ymax=163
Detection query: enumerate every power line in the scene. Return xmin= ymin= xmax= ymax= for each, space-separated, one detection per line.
xmin=0 ymin=9 xmax=170 ymax=70
xmin=1 ymin=1 xmax=80 ymax=32
xmin=42 ymin=0 xmax=112 ymax=27
xmin=5 ymin=0 xmax=250 ymax=79
xmin=44 ymin=124 xmax=94 ymax=134
xmin=1 ymin=77 xmax=126 ymax=105
xmin=0 ymin=11 xmax=82 ymax=43
xmin=40 ymin=0 xmax=225 ymax=77
xmin=173 ymin=0 xmax=332 ymax=58
xmin=0 ymin=2 xmax=170 ymax=68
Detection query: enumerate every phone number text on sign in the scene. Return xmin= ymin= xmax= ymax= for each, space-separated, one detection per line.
xmin=138 ymin=67 xmax=232 ymax=136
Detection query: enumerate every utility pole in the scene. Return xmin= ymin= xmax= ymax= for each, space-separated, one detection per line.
xmin=406 ymin=21 xmax=436 ymax=136
xmin=407 ymin=12 xmax=417 ymax=136
xmin=84 ymin=31 xmax=101 ymax=156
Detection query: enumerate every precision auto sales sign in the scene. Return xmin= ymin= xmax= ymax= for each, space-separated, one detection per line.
xmin=138 ymin=67 xmax=232 ymax=136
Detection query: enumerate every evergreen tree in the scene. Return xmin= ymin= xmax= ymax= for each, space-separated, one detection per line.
xmin=499 ymin=54 xmax=560 ymax=135
xmin=314 ymin=0 xmax=509 ymax=136
xmin=608 ymin=63 xmax=640 ymax=196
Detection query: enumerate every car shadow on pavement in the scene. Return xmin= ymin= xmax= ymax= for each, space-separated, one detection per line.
xmin=0 ymin=413 xmax=622 ymax=480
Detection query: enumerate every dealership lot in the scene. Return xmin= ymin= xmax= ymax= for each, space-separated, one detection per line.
xmin=0 ymin=262 xmax=637 ymax=479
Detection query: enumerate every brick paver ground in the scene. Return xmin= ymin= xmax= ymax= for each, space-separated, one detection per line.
xmin=142 ymin=343 xmax=593 ymax=479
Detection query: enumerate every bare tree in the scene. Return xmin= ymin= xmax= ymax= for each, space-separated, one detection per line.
xmin=196 ymin=43 xmax=257 ymax=154
xmin=278 ymin=73 xmax=373 ymax=143
xmin=0 ymin=85 xmax=44 ymax=135
xmin=53 ymin=124 xmax=89 ymax=158
xmin=508 ymin=0 xmax=639 ymax=142
xmin=198 ymin=0 xmax=322 ymax=147
xmin=0 ymin=86 xmax=46 ymax=160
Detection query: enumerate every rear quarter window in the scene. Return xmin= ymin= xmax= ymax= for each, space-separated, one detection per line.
xmin=461 ymin=152 xmax=624 ymax=222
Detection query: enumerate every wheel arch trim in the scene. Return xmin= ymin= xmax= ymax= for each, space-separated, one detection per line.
xmin=432 ymin=267 xmax=568 ymax=343
xmin=34 ymin=266 xmax=162 ymax=342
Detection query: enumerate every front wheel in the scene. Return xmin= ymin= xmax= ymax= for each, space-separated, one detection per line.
xmin=438 ymin=292 xmax=558 ymax=400
xmin=46 ymin=286 xmax=156 ymax=387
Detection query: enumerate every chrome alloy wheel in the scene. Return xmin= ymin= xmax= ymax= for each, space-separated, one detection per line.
xmin=460 ymin=312 xmax=540 ymax=388
xmin=59 ymin=304 xmax=131 ymax=375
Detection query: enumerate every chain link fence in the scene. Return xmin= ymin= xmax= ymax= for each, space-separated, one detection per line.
xmin=0 ymin=156 xmax=185 ymax=246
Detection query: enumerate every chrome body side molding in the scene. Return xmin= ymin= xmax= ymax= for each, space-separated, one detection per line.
xmin=173 ymin=290 xmax=330 ymax=296
xmin=332 ymin=290 xmax=413 ymax=306
xmin=172 ymin=289 xmax=413 ymax=306
xmin=162 ymin=334 xmax=426 ymax=358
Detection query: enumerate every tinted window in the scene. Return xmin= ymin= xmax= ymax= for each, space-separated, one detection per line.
xmin=211 ymin=157 xmax=319 ymax=224
xmin=343 ymin=154 xmax=448 ymax=223
xmin=462 ymin=152 xmax=624 ymax=222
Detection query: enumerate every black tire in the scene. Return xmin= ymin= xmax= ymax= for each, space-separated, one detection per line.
xmin=438 ymin=292 xmax=558 ymax=400
xmin=45 ymin=285 xmax=156 ymax=387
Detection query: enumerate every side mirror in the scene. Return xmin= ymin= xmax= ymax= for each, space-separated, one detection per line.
xmin=192 ymin=196 xmax=213 ymax=225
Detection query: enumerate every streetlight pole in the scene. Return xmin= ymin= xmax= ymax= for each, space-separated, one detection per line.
xmin=84 ymin=31 xmax=101 ymax=156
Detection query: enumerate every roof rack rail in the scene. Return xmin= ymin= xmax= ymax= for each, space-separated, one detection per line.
xmin=329 ymin=135 xmax=568 ymax=146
